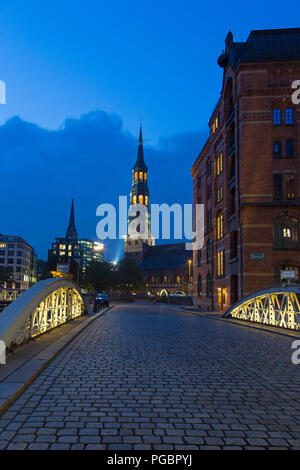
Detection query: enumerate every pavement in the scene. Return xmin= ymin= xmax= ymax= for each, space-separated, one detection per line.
xmin=0 ymin=302 xmax=300 ymax=450
xmin=0 ymin=306 xmax=110 ymax=418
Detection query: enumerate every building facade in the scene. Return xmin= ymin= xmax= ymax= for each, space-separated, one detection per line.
xmin=0 ymin=234 xmax=37 ymax=289
xmin=192 ymin=28 xmax=300 ymax=311
xmin=124 ymin=126 xmax=193 ymax=296
xmin=78 ymin=239 xmax=104 ymax=272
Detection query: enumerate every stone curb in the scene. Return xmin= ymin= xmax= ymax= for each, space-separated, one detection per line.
xmin=0 ymin=306 xmax=112 ymax=417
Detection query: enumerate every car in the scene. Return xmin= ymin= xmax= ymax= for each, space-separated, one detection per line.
xmin=95 ymin=293 xmax=109 ymax=307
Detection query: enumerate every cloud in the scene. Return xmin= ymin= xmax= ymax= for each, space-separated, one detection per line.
xmin=0 ymin=110 xmax=207 ymax=260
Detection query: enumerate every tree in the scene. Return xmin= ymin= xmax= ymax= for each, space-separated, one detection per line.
xmin=116 ymin=258 xmax=146 ymax=294
xmin=0 ymin=266 xmax=12 ymax=285
xmin=84 ymin=260 xmax=113 ymax=293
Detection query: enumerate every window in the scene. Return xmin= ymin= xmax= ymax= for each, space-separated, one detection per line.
xmin=212 ymin=116 xmax=219 ymax=134
xmin=198 ymin=275 xmax=202 ymax=297
xmin=151 ymin=276 xmax=155 ymax=283
xmin=273 ymin=109 xmax=282 ymax=125
xmin=206 ymin=240 xmax=212 ymax=263
xmin=0 ymin=258 xmax=4 ymax=264
xmin=286 ymin=140 xmax=294 ymax=158
xmin=274 ymin=216 xmax=299 ymax=249
xmin=286 ymin=174 xmax=296 ymax=200
xmin=216 ymin=186 xmax=223 ymax=204
xmin=285 ymin=108 xmax=294 ymax=125
xmin=145 ymin=196 xmax=148 ymax=206
xmin=273 ymin=141 xmax=282 ymax=158
xmin=163 ymin=275 xmax=168 ymax=283
xmin=133 ymin=195 xmax=137 ymax=205
xmin=139 ymin=172 xmax=143 ymax=181
xmin=206 ymin=273 xmax=213 ymax=297
xmin=274 ymin=174 xmax=283 ymax=200
xmin=138 ymin=195 xmax=143 ymax=204
xmin=216 ymin=213 xmax=224 ymax=240
xmin=176 ymin=275 xmax=180 ymax=284
xmin=217 ymin=250 xmax=224 ymax=277
xmin=206 ymin=208 xmax=212 ymax=230
xmin=134 ymin=172 xmax=138 ymax=182
xmin=144 ymin=172 xmax=147 ymax=181
xmin=197 ymin=249 xmax=202 ymax=266
xmin=216 ymin=153 xmax=223 ymax=176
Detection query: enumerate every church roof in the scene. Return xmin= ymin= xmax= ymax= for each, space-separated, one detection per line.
xmin=139 ymin=243 xmax=193 ymax=271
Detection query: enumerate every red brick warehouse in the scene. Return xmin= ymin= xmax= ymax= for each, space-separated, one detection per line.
xmin=192 ymin=28 xmax=300 ymax=312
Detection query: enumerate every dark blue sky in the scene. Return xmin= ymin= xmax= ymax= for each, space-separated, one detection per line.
xmin=0 ymin=1 xmax=298 ymax=260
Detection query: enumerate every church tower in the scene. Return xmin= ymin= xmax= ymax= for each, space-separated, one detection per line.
xmin=124 ymin=124 xmax=154 ymax=263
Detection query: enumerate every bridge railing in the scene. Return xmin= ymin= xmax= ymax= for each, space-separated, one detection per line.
xmin=224 ymin=285 xmax=300 ymax=331
xmin=0 ymin=278 xmax=87 ymax=354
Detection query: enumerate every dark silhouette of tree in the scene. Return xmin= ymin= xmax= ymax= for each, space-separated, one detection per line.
xmin=116 ymin=258 xmax=146 ymax=293
xmin=84 ymin=260 xmax=113 ymax=293
xmin=0 ymin=266 xmax=13 ymax=284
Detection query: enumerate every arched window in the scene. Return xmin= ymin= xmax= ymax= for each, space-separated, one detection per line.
xmin=206 ymin=273 xmax=212 ymax=298
xmin=139 ymin=195 xmax=144 ymax=204
xmin=139 ymin=171 xmax=143 ymax=181
xmin=151 ymin=276 xmax=155 ymax=283
xmin=133 ymin=195 xmax=137 ymax=205
xmin=176 ymin=275 xmax=180 ymax=284
xmin=144 ymin=172 xmax=147 ymax=181
xmin=145 ymin=196 xmax=148 ymax=206
xmin=134 ymin=172 xmax=138 ymax=182
xmin=274 ymin=216 xmax=299 ymax=249
xmin=163 ymin=275 xmax=168 ymax=283
xmin=198 ymin=275 xmax=202 ymax=297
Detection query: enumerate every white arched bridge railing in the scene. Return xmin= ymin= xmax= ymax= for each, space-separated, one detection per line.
xmin=224 ymin=285 xmax=300 ymax=331
xmin=0 ymin=278 xmax=87 ymax=353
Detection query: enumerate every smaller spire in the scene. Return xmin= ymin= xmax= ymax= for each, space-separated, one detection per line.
xmin=66 ymin=198 xmax=78 ymax=242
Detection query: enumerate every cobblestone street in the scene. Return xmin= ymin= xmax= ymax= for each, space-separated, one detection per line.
xmin=0 ymin=303 xmax=300 ymax=450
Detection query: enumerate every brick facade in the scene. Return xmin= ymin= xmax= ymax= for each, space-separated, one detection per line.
xmin=192 ymin=29 xmax=300 ymax=311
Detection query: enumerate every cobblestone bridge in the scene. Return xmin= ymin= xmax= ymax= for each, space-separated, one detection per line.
xmin=0 ymin=303 xmax=300 ymax=450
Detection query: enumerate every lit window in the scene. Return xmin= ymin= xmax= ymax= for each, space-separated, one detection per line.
xmin=145 ymin=196 xmax=148 ymax=205
xmin=176 ymin=275 xmax=180 ymax=283
xmin=283 ymin=228 xmax=291 ymax=238
xmin=216 ymin=153 xmax=223 ymax=176
xmin=285 ymin=108 xmax=294 ymax=125
xmin=216 ymin=213 xmax=224 ymax=240
xmin=273 ymin=109 xmax=282 ymax=125
xmin=144 ymin=172 xmax=147 ymax=181
xmin=139 ymin=195 xmax=143 ymax=204
xmin=134 ymin=172 xmax=138 ymax=182
xmin=133 ymin=195 xmax=137 ymax=204
xmin=139 ymin=172 xmax=143 ymax=181
xmin=217 ymin=250 xmax=224 ymax=277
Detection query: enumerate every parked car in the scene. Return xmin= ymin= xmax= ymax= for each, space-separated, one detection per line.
xmin=95 ymin=293 xmax=109 ymax=307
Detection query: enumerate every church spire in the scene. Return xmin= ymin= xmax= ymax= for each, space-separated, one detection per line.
xmin=66 ymin=198 xmax=78 ymax=242
xmin=134 ymin=123 xmax=147 ymax=170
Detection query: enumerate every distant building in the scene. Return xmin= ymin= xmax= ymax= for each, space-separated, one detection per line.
xmin=48 ymin=200 xmax=105 ymax=276
xmin=0 ymin=234 xmax=37 ymax=289
xmin=78 ymin=239 xmax=104 ymax=272
xmin=48 ymin=199 xmax=81 ymax=267
xmin=192 ymin=28 xmax=300 ymax=311
xmin=124 ymin=126 xmax=193 ymax=296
